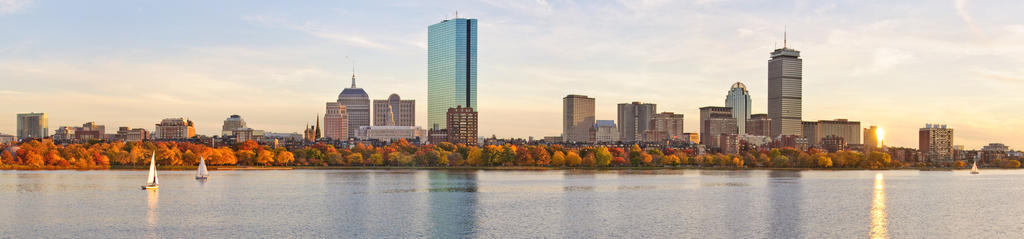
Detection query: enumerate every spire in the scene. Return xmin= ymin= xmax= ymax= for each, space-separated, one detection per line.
xmin=350 ymin=60 xmax=357 ymax=88
xmin=783 ymin=26 xmax=788 ymax=49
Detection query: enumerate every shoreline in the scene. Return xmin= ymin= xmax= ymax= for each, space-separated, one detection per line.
xmin=0 ymin=165 xmax=978 ymax=171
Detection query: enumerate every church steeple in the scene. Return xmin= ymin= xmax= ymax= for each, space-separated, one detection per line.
xmin=315 ymin=114 xmax=321 ymax=139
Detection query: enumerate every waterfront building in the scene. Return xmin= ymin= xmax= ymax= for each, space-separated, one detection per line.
xmin=233 ymin=128 xmax=264 ymax=143
xmin=651 ymin=112 xmax=685 ymax=141
xmin=738 ymin=134 xmax=772 ymax=148
xmin=768 ymin=37 xmax=803 ymax=138
xmin=428 ymin=129 xmax=448 ymax=144
xmin=719 ymin=134 xmax=739 ymax=154
xmin=617 ymin=102 xmax=657 ymax=142
xmin=324 ymin=102 xmax=349 ymax=140
xmin=446 ymin=106 xmax=478 ymax=145
xmin=154 ymin=118 xmax=195 ymax=140
xmin=593 ymin=120 xmax=618 ymax=143
xmin=115 ymin=127 xmax=149 ymax=142
xmin=920 ymin=124 xmax=954 ymax=162
xmin=0 ymin=134 xmax=15 ymax=144
xmin=53 ymin=126 xmax=75 ymax=143
xmin=864 ymin=126 xmax=882 ymax=153
xmin=802 ymin=121 xmax=817 ymax=146
xmin=725 ymin=82 xmax=751 ymax=135
xmin=644 ymin=130 xmax=669 ymax=143
xmin=563 ymin=94 xmax=595 ymax=143
xmin=373 ymin=94 xmax=415 ymax=126
xmin=221 ymin=115 xmax=247 ymax=136
xmin=746 ymin=114 xmax=772 ymax=137
xmin=699 ymin=106 xmax=737 ymax=149
xmin=820 ymin=135 xmax=847 ymax=153
xmin=542 ymin=136 xmax=563 ymax=143
xmin=428 ymin=17 xmax=478 ymax=130
xmin=16 ymin=112 xmax=48 ymax=139
xmin=338 ymin=73 xmax=370 ymax=138
xmin=355 ymin=126 xmax=425 ymax=143
xmin=813 ymin=119 xmax=861 ymax=145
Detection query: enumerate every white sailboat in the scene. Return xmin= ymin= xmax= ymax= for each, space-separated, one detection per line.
xmin=196 ymin=156 xmax=209 ymax=180
xmin=971 ymin=160 xmax=979 ymax=175
xmin=141 ymin=152 xmax=159 ymax=190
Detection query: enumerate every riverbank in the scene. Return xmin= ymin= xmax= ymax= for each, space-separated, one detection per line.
xmin=1 ymin=165 xmax=975 ymax=171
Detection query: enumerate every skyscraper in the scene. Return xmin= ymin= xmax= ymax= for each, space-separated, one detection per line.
xmin=650 ymin=112 xmax=685 ymax=141
xmin=338 ymin=74 xmax=370 ymax=138
xmin=699 ymin=106 xmax=737 ymax=149
xmin=324 ymin=102 xmax=349 ymax=140
xmin=221 ymin=114 xmax=246 ymax=136
xmin=617 ymin=102 xmax=656 ymax=142
xmin=725 ymin=82 xmax=751 ymax=135
xmin=16 ymin=112 xmax=47 ymax=139
xmin=428 ymin=17 xmax=477 ymax=130
xmin=768 ymin=35 xmax=802 ymax=138
xmin=373 ymin=93 xmax=415 ymax=126
xmin=746 ymin=114 xmax=772 ymax=137
xmin=920 ymin=124 xmax=954 ymax=162
xmin=563 ymin=94 xmax=595 ymax=143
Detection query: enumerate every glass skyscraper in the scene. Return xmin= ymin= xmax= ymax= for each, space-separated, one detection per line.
xmin=428 ymin=18 xmax=477 ymax=130
xmin=726 ymin=82 xmax=751 ymax=135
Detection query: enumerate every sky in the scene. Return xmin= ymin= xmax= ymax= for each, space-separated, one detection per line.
xmin=1 ymin=0 xmax=1022 ymax=149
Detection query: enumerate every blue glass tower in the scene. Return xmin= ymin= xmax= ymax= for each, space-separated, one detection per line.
xmin=428 ymin=18 xmax=477 ymax=130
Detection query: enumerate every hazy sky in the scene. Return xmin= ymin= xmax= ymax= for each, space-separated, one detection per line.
xmin=1 ymin=0 xmax=1022 ymax=149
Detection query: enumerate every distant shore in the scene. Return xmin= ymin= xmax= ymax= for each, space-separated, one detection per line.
xmin=0 ymin=165 xmax=976 ymax=171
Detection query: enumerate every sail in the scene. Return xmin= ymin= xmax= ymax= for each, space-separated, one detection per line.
xmin=147 ymin=152 xmax=159 ymax=185
xmin=971 ymin=161 xmax=979 ymax=173
xmin=197 ymin=157 xmax=209 ymax=177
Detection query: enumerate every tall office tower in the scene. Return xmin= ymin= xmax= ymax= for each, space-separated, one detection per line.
xmin=221 ymin=114 xmax=247 ymax=136
xmin=746 ymin=114 xmax=772 ymax=137
xmin=864 ymin=125 xmax=881 ymax=153
xmin=563 ymin=94 xmax=595 ymax=143
xmin=725 ymin=82 xmax=751 ymax=135
xmin=446 ymin=106 xmax=478 ymax=145
xmin=428 ymin=17 xmax=477 ymax=130
xmin=616 ymin=102 xmax=657 ymax=142
xmin=920 ymin=124 xmax=954 ymax=162
xmin=16 ymin=112 xmax=48 ymax=139
xmin=324 ymin=102 xmax=349 ymax=140
xmin=154 ymin=118 xmax=195 ymax=140
xmin=768 ymin=34 xmax=802 ymax=138
xmin=373 ymin=93 xmax=415 ymax=126
xmin=650 ymin=112 xmax=685 ymax=141
xmin=699 ymin=106 xmax=738 ymax=149
xmin=338 ymin=73 xmax=370 ymax=138
xmin=593 ymin=120 xmax=618 ymax=143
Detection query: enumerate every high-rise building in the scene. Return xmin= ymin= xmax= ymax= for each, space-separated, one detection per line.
xmin=221 ymin=115 xmax=247 ymax=136
xmin=16 ymin=112 xmax=48 ymax=139
xmin=650 ymin=112 xmax=685 ymax=141
xmin=338 ymin=74 xmax=370 ymax=138
xmin=446 ymin=106 xmax=478 ymax=145
xmin=811 ymin=119 xmax=861 ymax=145
xmin=617 ymin=102 xmax=656 ymax=142
xmin=324 ymin=102 xmax=349 ymax=140
xmin=428 ymin=17 xmax=477 ymax=130
xmin=726 ymin=82 xmax=751 ymax=135
xmin=563 ymin=94 xmax=595 ymax=143
xmin=746 ymin=114 xmax=772 ymax=137
xmin=373 ymin=93 xmax=415 ymax=126
xmin=699 ymin=106 xmax=738 ymax=149
xmin=864 ymin=125 xmax=881 ymax=153
xmin=768 ymin=36 xmax=802 ymax=138
xmin=920 ymin=124 xmax=954 ymax=162
xmin=593 ymin=120 xmax=618 ymax=143
xmin=154 ymin=118 xmax=195 ymax=140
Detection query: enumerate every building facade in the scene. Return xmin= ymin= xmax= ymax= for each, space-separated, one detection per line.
xmin=324 ymin=102 xmax=349 ymax=140
xmin=920 ymin=124 xmax=954 ymax=162
xmin=650 ymin=112 xmax=685 ymax=141
xmin=699 ymin=106 xmax=737 ymax=149
xmin=16 ymin=112 xmax=48 ymax=139
xmin=746 ymin=114 xmax=771 ymax=137
xmin=863 ymin=125 xmax=881 ymax=153
xmin=428 ymin=18 xmax=478 ymax=130
xmin=726 ymin=82 xmax=751 ymax=135
xmin=221 ymin=115 xmax=247 ymax=136
xmin=563 ymin=94 xmax=595 ymax=143
xmin=593 ymin=120 xmax=618 ymax=143
xmin=337 ymin=74 xmax=370 ymax=138
xmin=233 ymin=128 xmax=264 ymax=143
xmin=768 ymin=44 xmax=803 ymax=138
xmin=373 ymin=93 xmax=415 ymax=126
xmin=617 ymin=102 xmax=656 ymax=142
xmin=154 ymin=118 xmax=195 ymax=140
xmin=446 ymin=106 xmax=478 ymax=145
xmin=115 ymin=127 xmax=149 ymax=142
xmin=355 ymin=126 xmax=426 ymax=143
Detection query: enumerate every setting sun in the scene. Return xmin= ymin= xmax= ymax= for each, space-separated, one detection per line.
xmin=877 ymin=127 xmax=886 ymax=146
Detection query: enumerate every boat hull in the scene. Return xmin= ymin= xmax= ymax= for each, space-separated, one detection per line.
xmin=141 ymin=185 xmax=159 ymax=190
xmin=195 ymin=176 xmax=208 ymax=180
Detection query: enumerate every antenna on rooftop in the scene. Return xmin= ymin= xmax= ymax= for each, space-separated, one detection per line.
xmin=783 ymin=25 xmax=788 ymax=48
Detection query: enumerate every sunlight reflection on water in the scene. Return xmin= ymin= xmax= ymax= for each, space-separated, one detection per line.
xmin=871 ymin=173 xmax=888 ymax=239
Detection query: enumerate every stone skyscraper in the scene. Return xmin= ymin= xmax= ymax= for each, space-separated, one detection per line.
xmin=617 ymin=102 xmax=656 ymax=142
xmin=563 ymin=94 xmax=595 ymax=143
xmin=725 ymin=82 xmax=751 ymax=135
xmin=428 ymin=18 xmax=477 ymax=130
xmin=338 ymin=73 xmax=370 ymax=138
xmin=768 ymin=34 xmax=802 ymax=138
xmin=373 ymin=93 xmax=415 ymax=126
xmin=699 ymin=106 xmax=737 ymax=149
xmin=324 ymin=102 xmax=349 ymax=140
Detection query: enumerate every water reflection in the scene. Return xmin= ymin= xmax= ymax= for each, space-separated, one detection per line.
xmin=428 ymin=170 xmax=478 ymax=238
xmin=871 ymin=173 xmax=888 ymax=239
xmin=146 ymin=189 xmax=159 ymax=235
xmin=768 ymin=170 xmax=802 ymax=238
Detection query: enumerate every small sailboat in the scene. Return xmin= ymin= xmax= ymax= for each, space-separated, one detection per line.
xmin=196 ymin=156 xmax=209 ymax=180
xmin=141 ymin=152 xmax=159 ymax=190
xmin=970 ymin=160 xmax=979 ymax=175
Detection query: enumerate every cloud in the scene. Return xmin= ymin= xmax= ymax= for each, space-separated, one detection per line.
xmin=0 ymin=0 xmax=32 ymax=14
xmin=954 ymin=0 xmax=984 ymax=36
xmin=242 ymin=15 xmax=395 ymax=50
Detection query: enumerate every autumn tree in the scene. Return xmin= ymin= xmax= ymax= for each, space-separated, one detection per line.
xmin=551 ymin=151 xmax=566 ymax=167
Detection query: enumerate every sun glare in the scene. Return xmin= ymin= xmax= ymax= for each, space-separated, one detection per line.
xmin=877 ymin=127 xmax=886 ymax=146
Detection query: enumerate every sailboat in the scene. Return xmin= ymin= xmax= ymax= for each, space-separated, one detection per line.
xmin=196 ymin=156 xmax=209 ymax=180
xmin=971 ymin=160 xmax=980 ymax=175
xmin=141 ymin=152 xmax=159 ymax=190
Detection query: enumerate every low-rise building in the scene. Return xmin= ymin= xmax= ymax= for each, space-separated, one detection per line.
xmin=355 ymin=126 xmax=425 ymax=143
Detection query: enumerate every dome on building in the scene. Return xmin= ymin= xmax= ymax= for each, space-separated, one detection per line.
xmin=387 ymin=93 xmax=401 ymax=101
xmin=338 ymin=74 xmax=369 ymax=101
xmin=731 ymin=82 xmax=746 ymax=90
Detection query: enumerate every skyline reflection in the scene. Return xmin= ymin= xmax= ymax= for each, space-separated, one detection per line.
xmin=871 ymin=173 xmax=888 ymax=239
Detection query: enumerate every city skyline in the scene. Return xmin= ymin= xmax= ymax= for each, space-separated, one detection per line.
xmin=1 ymin=1 xmax=1022 ymax=148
